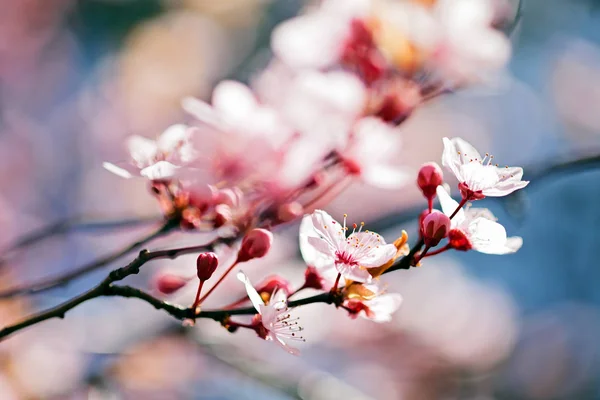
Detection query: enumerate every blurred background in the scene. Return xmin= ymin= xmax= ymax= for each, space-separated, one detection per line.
xmin=1 ymin=0 xmax=600 ymax=398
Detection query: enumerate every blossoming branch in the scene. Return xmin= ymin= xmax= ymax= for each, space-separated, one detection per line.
xmin=0 ymin=0 xmax=527 ymax=353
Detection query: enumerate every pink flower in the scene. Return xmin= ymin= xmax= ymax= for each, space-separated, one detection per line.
xmin=437 ymin=186 xmax=523 ymax=254
xmin=341 ymin=117 xmax=408 ymax=189
xmin=271 ymin=0 xmax=371 ymax=70
xmin=182 ymin=81 xmax=293 ymax=182
xmin=103 ymin=124 xmax=196 ymax=180
xmin=344 ymin=281 xmax=403 ymax=323
xmin=301 ymin=210 xmax=397 ymax=283
xmin=237 ymin=271 xmax=303 ymax=355
xmin=441 ymin=137 xmax=529 ymax=200
xmin=429 ymin=0 xmax=512 ymax=84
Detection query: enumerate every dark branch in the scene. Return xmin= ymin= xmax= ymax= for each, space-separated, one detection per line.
xmin=0 ymin=235 xmax=421 ymax=341
xmin=0 ymin=239 xmax=221 ymax=341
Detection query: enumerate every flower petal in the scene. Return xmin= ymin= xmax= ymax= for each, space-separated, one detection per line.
xmin=363 ymin=293 xmax=403 ymax=323
xmin=102 ymin=162 xmax=134 ymax=179
xmin=436 ymin=185 xmax=465 ymax=226
xmin=236 ymin=271 xmax=265 ymax=313
xmin=140 ymin=161 xmax=178 ymax=180
xmin=127 ymin=135 xmax=159 ymax=168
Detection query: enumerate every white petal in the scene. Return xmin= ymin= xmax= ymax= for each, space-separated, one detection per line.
xmin=335 ymin=263 xmax=372 ymax=283
xmin=181 ymin=97 xmax=223 ymax=128
xmin=157 ymin=124 xmax=189 ymax=153
xmin=468 ymin=218 xmax=514 ymax=254
xmin=363 ymin=293 xmax=403 ymax=323
xmin=271 ymin=14 xmax=345 ymax=69
xmin=271 ymin=333 xmax=300 ymax=356
xmin=236 ymin=271 xmax=265 ymax=313
xmin=140 ymin=161 xmax=178 ymax=180
xmin=102 ymin=162 xmax=134 ymax=179
xmin=300 ymin=215 xmax=337 ymax=271
xmin=307 ymin=236 xmax=336 ymax=258
xmin=436 ymin=185 xmax=465 ymax=226
xmin=441 ymin=137 xmax=464 ymax=181
xmin=212 ymin=80 xmax=257 ymax=124
xmin=505 ymin=236 xmax=523 ymax=253
xmin=451 ymin=137 xmax=483 ymax=164
xmin=359 ymin=243 xmax=397 ymax=268
xmin=310 ymin=210 xmax=345 ymax=250
xmin=127 ymin=135 xmax=158 ymax=167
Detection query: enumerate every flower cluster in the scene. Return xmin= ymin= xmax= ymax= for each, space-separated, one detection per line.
xmin=103 ymin=0 xmax=514 ymax=239
xmin=98 ymin=0 xmax=523 ymax=355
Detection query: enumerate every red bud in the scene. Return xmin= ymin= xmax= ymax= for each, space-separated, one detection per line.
xmin=196 ymin=252 xmax=219 ymax=281
xmin=237 ymin=229 xmax=273 ymax=263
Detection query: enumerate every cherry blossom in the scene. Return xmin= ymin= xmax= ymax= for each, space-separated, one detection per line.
xmin=237 ymin=271 xmax=303 ymax=355
xmin=437 ymin=186 xmax=523 ymax=254
xmin=271 ymin=0 xmax=371 ymax=70
xmin=103 ymin=124 xmax=196 ymax=180
xmin=302 ymin=210 xmax=397 ymax=283
xmin=441 ymin=137 xmax=529 ymax=200
xmin=342 ymin=117 xmax=408 ymax=189
xmin=345 ymin=281 xmax=403 ymax=323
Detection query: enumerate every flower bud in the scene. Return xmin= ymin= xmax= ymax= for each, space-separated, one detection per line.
xmin=256 ymin=275 xmax=293 ymax=298
xmin=303 ymin=266 xmax=325 ymax=290
xmin=421 ymin=210 xmax=451 ymax=247
xmin=155 ymin=273 xmax=188 ymax=295
xmin=236 ymin=229 xmax=273 ymax=263
xmin=448 ymin=229 xmax=472 ymax=251
xmin=196 ymin=252 xmax=219 ymax=281
xmin=277 ymin=202 xmax=304 ymax=223
xmin=417 ymin=162 xmax=443 ymax=199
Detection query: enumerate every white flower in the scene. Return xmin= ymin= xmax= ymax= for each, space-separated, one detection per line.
xmin=303 ymin=210 xmax=397 ymax=283
xmin=271 ymin=0 xmax=371 ymax=70
xmin=103 ymin=124 xmax=195 ymax=180
xmin=345 ymin=281 xmax=403 ymax=323
xmin=342 ymin=117 xmax=408 ymax=189
xmin=441 ymin=137 xmax=529 ymax=199
xmin=237 ymin=271 xmax=303 ymax=355
xmin=437 ymin=186 xmax=522 ymax=254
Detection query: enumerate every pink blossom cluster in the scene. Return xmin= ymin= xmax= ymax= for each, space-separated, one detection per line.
xmin=102 ymin=0 xmax=523 ymax=355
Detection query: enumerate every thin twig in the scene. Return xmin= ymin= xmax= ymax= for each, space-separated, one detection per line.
xmin=0 ymin=237 xmax=422 ymax=341
xmin=0 ymin=219 xmax=177 ymax=299
xmin=0 ymin=239 xmax=220 ymax=341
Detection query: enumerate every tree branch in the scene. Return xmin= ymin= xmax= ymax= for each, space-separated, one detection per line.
xmin=0 ymin=236 xmax=423 ymax=341
xmin=0 ymin=238 xmax=223 ymax=341
xmin=0 ymin=219 xmax=178 ymax=299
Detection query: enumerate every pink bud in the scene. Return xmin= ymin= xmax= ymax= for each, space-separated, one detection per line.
xmin=196 ymin=252 xmax=219 ymax=280
xmin=421 ymin=210 xmax=451 ymax=247
xmin=256 ymin=275 xmax=293 ymax=296
xmin=237 ymin=229 xmax=273 ymax=263
xmin=303 ymin=266 xmax=325 ymax=290
xmin=277 ymin=202 xmax=304 ymax=223
xmin=155 ymin=273 xmax=188 ymax=295
xmin=417 ymin=162 xmax=443 ymax=199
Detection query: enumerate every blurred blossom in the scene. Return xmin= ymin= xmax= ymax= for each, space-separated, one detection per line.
xmin=552 ymin=39 xmax=600 ymax=146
